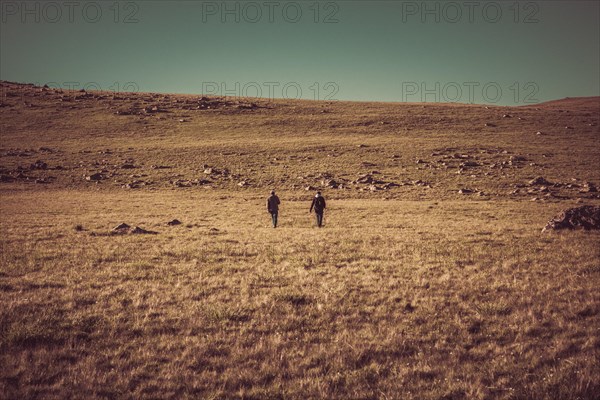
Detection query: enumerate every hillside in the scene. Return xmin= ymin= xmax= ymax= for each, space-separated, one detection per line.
xmin=1 ymin=81 xmax=599 ymax=400
xmin=1 ymin=81 xmax=599 ymax=201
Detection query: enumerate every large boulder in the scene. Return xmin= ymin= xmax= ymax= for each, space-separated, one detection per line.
xmin=542 ymin=205 xmax=600 ymax=232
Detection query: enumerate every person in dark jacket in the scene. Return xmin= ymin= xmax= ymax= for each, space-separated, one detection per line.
xmin=309 ymin=191 xmax=326 ymax=227
xmin=267 ymin=190 xmax=281 ymax=228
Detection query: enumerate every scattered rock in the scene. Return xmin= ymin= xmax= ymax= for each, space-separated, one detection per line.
xmin=354 ymin=174 xmax=383 ymax=185
xmin=172 ymin=179 xmax=193 ymax=188
xmin=543 ymin=205 xmax=600 ymax=232
xmin=509 ymin=155 xmax=527 ymax=163
xmin=529 ymin=176 xmax=551 ymax=186
xmin=238 ymin=181 xmax=248 ymax=187
xmin=167 ymin=219 xmax=182 ymax=226
xmin=123 ymin=180 xmax=146 ymax=189
xmin=580 ymin=182 xmax=598 ymax=193
xmin=30 ymin=160 xmax=48 ymax=170
xmin=460 ymin=161 xmax=480 ymax=168
xmin=484 ymin=123 xmax=496 ymax=127
xmin=410 ymin=180 xmax=429 ymax=186
xmin=321 ymin=179 xmax=339 ymax=189
xmin=131 ymin=226 xmax=159 ymax=235
xmin=113 ymin=223 xmax=131 ymax=232
xmin=86 ymin=173 xmax=104 ymax=181
xmin=143 ymin=105 xmax=160 ymax=114
xmin=458 ymin=188 xmax=474 ymax=194
xmin=237 ymin=103 xmax=258 ymax=110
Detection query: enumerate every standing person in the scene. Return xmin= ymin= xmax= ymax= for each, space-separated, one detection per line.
xmin=309 ymin=191 xmax=326 ymax=227
xmin=267 ymin=190 xmax=281 ymax=228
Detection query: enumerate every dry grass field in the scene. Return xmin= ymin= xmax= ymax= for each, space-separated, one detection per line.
xmin=1 ymin=81 xmax=599 ymax=399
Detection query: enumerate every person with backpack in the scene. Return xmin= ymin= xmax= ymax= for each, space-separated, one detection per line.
xmin=309 ymin=191 xmax=326 ymax=227
xmin=267 ymin=190 xmax=281 ymax=228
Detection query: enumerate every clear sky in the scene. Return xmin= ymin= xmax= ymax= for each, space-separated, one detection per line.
xmin=1 ymin=0 xmax=599 ymax=105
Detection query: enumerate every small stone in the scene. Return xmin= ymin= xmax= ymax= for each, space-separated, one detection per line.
xmin=580 ymin=182 xmax=598 ymax=193
xmin=113 ymin=223 xmax=131 ymax=232
xmin=30 ymin=160 xmax=48 ymax=170
xmin=529 ymin=176 xmax=551 ymax=186
xmin=131 ymin=226 xmax=158 ymax=235
xmin=86 ymin=173 xmax=104 ymax=181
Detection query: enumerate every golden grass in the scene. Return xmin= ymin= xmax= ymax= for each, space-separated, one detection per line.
xmin=1 ymin=82 xmax=599 ymax=399
xmin=1 ymin=190 xmax=599 ymax=399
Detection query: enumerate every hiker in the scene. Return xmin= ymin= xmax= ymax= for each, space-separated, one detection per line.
xmin=267 ymin=190 xmax=281 ymax=228
xmin=309 ymin=191 xmax=326 ymax=227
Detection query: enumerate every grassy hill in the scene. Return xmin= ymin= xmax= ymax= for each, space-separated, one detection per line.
xmin=1 ymin=81 xmax=599 ymax=399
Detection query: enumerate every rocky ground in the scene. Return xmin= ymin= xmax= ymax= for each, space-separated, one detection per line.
xmin=1 ymin=81 xmax=599 ymax=204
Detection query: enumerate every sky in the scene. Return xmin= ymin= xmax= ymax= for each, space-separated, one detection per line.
xmin=1 ymin=0 xmax=599 ymax=105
